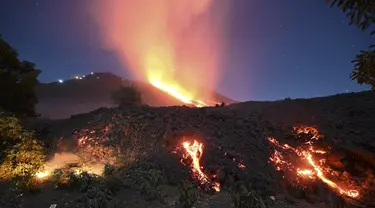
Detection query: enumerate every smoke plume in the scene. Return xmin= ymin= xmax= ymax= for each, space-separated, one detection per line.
xmin=90 ymin=0 xmax=228 ymax=103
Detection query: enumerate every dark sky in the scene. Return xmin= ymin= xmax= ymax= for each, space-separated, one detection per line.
xmin=0 ymin=0 xmax=373 ymax=101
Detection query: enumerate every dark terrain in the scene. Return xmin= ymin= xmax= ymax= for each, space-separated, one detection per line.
xmin=35 ymin=72 xmax=235 ymax=119
xmin=2 ymin=90 xmax=375 ymax=208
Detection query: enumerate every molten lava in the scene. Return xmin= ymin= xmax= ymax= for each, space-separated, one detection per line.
xmin=181 ymin=140 xmax=220 ymax=192
xmin=149 ymin=78 xmax=208 ymax=107
xmin=267 ymin=126 xmax=360 ymax=199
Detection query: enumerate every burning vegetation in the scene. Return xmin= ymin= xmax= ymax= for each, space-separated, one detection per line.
xmin=180 ymin=140 xmax=220 ymax=192
xmin=267 ymin=125 xmax=375 ymax=205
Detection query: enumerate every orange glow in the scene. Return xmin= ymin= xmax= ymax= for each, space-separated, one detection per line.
xmin=182 ymin=140 xmax=220 ymax=192
xmin=34 ymin=153 xmax=104 ymax=180
xmin=267 ymin=126 xmax=360 ymax=199
xmin=91 ymin=0 xmax=229 ymax=106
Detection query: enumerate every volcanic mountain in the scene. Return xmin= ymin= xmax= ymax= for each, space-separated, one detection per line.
xmin=35 ymin=72 xmax=235 ymax=119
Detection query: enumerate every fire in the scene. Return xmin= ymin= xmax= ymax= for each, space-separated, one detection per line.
xmin=267 ymin=126 xmax=360 ymax=199
xmin=35 ymin=153 xmax=104 ymax=180
xmin=181 ymin=140 xmax=220 ymax=192
xmin=91 ymin=0 xmax=229 ymax=107
xmin=149 ymin=77 xmax=208 ymax=107
xmin=36 ymin=171 xmax=49 ymax=179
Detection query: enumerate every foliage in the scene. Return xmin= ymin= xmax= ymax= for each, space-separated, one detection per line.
xmin=230 ymin=181 xmax=267 ymax=208
xmin=178 ymin=181 xmax=199 ymax=208
xmin=66 ymin=171 xmax=101 ymax=192
xmin=81 ymin=186 xmax=113 ymax=208
xmin=110 ymin=84 xmax=142 ymax=107
xmin=0 ymin=109 xmax=45 ymax=188
xmin=327 ymin=0 xmax=375 ymax=89
xmin=351 ymin=45 xmax=375 ymax=89
xmin=0 ymin=36 xmax=41 ymax=117
xmin=0 ymin=182 xmax=23 ymax=208
xmin=103 ymin=163 xmax=117 ymax=177
xmin=327 ymin=0 xmax=375 ymax=34
xmin=138 ymin=169 xmax=166 ymax=201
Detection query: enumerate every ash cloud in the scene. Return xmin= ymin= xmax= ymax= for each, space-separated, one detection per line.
xmin=89 ymin=0 xmax=229 ymax=102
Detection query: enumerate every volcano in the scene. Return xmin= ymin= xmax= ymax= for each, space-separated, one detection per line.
xmin=35 ymin=72 xmax=235 ymax=119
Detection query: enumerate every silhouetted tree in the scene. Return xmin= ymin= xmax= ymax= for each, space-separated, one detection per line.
xmin=111 ymin=84 xmax=142 ymax=107
xmin=0 ymin=35 xmax=41 ymax=116
xmin=327 ymin=0 xmax=375 ymax=90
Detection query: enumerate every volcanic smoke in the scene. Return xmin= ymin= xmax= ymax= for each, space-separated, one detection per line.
xmin=90 ymin=0 xmax=228 ymax=106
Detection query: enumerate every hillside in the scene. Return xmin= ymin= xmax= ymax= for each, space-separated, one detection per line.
xmin=15 ymin=90 xmax=375 ymax=208
xmin=35 ymin=72 xmax=235 ymax=119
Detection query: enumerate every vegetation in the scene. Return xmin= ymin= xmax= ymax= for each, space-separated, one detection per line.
xmin=0 ymin=109 xmax=45 ymax=188
xmin=0 ymin=36 xmax=41 ymax=117
xmin=230 ymin=181 xmax=267 ymax=208
xmin=110 ymin=84 xmax=142 ymax=107
xmin=327 ymin=0 xmax=375 ymax=90
xmin=178 ymin=181 xmax=199 ymax=208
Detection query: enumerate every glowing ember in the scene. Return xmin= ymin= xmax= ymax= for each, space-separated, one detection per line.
xmin=267 ymin=126 xmax=360 ymax=199
xmin=181 ymin=140 xmax=220 ymax=192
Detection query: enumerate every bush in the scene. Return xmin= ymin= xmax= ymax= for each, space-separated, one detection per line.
xmin=0 ymin=109 xmax=45 ymax=188
xmin=110 ymin=84 xmax=142 ymax=107
xmin=230 ymin=181 xmax=267 ymax=208
xmin=178 ymin=181 xmax=199 ymax=208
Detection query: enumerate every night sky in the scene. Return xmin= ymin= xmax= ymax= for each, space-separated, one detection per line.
xmin=0 ymin=0 xmax=373 ymax=101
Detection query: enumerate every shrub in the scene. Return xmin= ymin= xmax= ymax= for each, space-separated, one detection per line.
xmin=103 ymin=163 xmax=117 ymax=177
xmin=230 ymin=181 xmax=267 ymax=208
xmin=81 ymin=186 xmax=112 ymax=208
xmin=178 ymin=181 xmax=199 ymax=208
xmin=110 ymin=84 xmax=142 ymax=107
xmin=0 ymin=109 xmax=45 ymax=188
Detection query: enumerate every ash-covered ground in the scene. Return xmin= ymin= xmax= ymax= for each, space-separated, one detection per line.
xmin=7 ymin=91 xmax=375 ymax=208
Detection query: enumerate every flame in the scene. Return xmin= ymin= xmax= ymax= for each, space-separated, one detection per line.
xmin=91 ymin=0 xmax=229 ymax=106
xmin=267 ymin=126 xmax=360 ymax=199
xmin=36 ymin=171 xmax=49 ymax=179
xmin=35 ymin=153 xmax=104 ymax=180
xmin=181 ymin=140 xmax=220 ymax=192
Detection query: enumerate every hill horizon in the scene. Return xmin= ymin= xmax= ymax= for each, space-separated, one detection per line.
xmin=35 ymin=72 xmax=235 ymax=119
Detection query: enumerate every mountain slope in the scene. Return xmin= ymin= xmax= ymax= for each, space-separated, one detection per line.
xmin=35 ymin=72 xmax=235 ymax=119
xmin=22 ymin=90 xmax=375 ymax=208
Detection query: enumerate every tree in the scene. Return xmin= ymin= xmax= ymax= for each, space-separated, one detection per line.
xmin=0 ymin=109 xmax=45 ymax=187
xmin=327 ymin=0 xmax=375 ymax=90
xmin=351 ymin=45 xmax=375 ymax=90
xmin=110 ymin=84 xmax=142 ymax=107
xmin=0 ymin=35 xmax=41 ymax=117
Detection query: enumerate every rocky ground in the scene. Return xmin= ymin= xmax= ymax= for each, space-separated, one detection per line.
xmin=3 ymin=91 xmax=375 ymax=208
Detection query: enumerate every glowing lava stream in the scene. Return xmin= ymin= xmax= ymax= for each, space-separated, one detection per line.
xmin=267 ymin=126 xmax=359 ymax=199
xmin=182 ymin=140 xmax=220 ymax=192
xmin=149 ymin=78 xmax=208 ymax=107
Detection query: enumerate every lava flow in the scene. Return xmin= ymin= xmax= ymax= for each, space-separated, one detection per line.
xmin=180 ymin=140 xmax=220 ymax=192
xmin=267 ymin=126 xmax=360 ymax=199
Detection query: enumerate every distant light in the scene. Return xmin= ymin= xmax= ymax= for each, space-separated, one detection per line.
xmin=58 ymin=79 xmax=63 ymax=83
xmin=91 ymin=72 xmax=94 ymax=75
xmin=75 ymin=76 xmax=79 ymax=79
xmin=96 ymin=77 xmax=99 ymax=79
xmin=82 ymin=75 xmax=85 ymax=78
xmin=79 ymin=77 xmax=83 ymax=80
